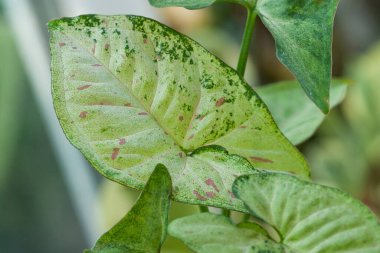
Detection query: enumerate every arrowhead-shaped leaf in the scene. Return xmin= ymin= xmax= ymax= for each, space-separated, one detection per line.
xmin=169 ymin=213 xmax=286 ymax=253
xmin=49 ymin=15 xmax=308 ymax=212
xmin=257 ymin=80 xmax=347 ymax=145
xmin=256 ymin=0 xmax=340 ymax=113
xmin=233 ymin=172 xmax=380 ymax=252
xmin=85 ymin=164 xmax=172 ymax=253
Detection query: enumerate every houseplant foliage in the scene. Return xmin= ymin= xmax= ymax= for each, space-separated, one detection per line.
xmin=48 ymin=0 xmax=380 ymax=252
xmin=85 ymin=164 xmax=172 ymax=253
xmin=48 ymin=14 xmax=309 ymax=214
xmin=170 ymin=173 xmax=380 ymax=252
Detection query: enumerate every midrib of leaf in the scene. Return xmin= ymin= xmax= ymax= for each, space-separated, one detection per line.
xmin=60 ymin=28 xmax=256 ymax=155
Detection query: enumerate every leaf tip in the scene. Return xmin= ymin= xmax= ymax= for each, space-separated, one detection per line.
xmin=317 ymin=98 xmax=330 ymax=114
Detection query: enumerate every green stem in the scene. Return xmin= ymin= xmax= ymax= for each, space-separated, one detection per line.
xmin=222 ymin=209 xmax=231 ymax=217
xmin=236 ymin=8 xmax=257 ymax=77
xmin=199 ymin=205 xmax=209 ymax=212
xmin=243 ymin=213 xmax=251 ymax=222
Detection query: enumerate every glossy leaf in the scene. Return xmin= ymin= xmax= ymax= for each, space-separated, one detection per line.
xmin=169 ymin=213 xmax=286 ymax=253
xmin=85 ymin=164 xmax=172 ymax=253
xmin=256 ymin=0 xmax=340 ymax=113
xmin=233 ymin=172 xmax=380 ymax=252
xmin=257 ymin=80 xmax=347 ymax=145
xmin=49 ymin=15 xmax=309 ymax=211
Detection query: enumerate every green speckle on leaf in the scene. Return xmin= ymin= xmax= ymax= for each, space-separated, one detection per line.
xmin=49 ymin=14 xmax=309 ymax=213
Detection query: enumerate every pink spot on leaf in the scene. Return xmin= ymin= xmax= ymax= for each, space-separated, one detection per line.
xmin=240 ymin=125 xmax=247 ymax=129
xmin=143 ymin=38 xmax=148 ymax=44
xmin=124 ymin=103 xmax=132 ymax=107
xmin=215 ymin=97 xmax=225 ymax=107
xmin=138 ymin=112 xmax=148 ymax=116
xmin=94 ymin=101 xmax=114 ymax=106
xmin=193 ymin=190 xmax=207 ymax=201
xmin=111 ymin=148 xmax=120 ymax=160
xmin=250 ymin=156 xmax=274 ymax=163
xmin=188 ymin=134 xmax=194 ymax=140
xmin=59 ymin=42 xmax=66 ymax=47
xmin=79 ymin=111 xmax=88 ymax=118
xmin=104 ymin=43 xmax=110 ymax=50
xmin=205 ymin=178 xmax=220 ymax=192
xmin=77 ymin=85 xmax=92 ymax=91
xmin=178 ymin=152 xmax=184 ymax=158
xmin=119 ymin=138 xmax=126 ymax=145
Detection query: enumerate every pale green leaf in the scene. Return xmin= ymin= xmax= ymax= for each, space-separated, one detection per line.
xmin=85 ymin=164 xmax=172 ymax=253
xmin=148 ymin=0 xmax=254 ymax=9
xmin=148 ymin=0 xmax=216 ymax=9
xmin=49 ymin=15 xmax=309 ymax=212
xmin=233 ymin=172 xmax=380 ymax=253
xmin=169 ymin=213 xmax=286 ymax=253
xmin=256 ymin=0 xmax=340 ymax=113
xmin=257 ymin=79 xmax=347 ymax=145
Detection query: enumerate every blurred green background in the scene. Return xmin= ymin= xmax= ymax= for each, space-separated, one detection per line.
xmin=0 ymin=0 xmax=379 ymax=252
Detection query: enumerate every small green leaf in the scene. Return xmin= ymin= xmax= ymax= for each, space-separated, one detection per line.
xmin=257 ymin=79 xmax=348 ymax=145
xmin=169 ymin=213 xmax=285 ymax=253
xmin=148 ymin=0 xmax=216 ymax=9
xmin=49 ymin=15 xmax=309 ymax=211
xmin=85 ymin=164 xmax=172 ymax=253
xmin=233 ymin=172 xmax=380 ymax=252
xmin=256 ymin=0 xmax=340 ymax=113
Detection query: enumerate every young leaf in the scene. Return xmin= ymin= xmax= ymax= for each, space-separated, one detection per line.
xmin=148 ymin=0 xmax=216 ymax=9
xmin=233 ymin=172 xmax=380 ymax=252
xmin=85 ymin=164 xmax=172 ymax=253
xmin=169 ymin=213 xmax=285 ymax=253
xmin=255 ymin=0 xmax=340 ymax=113
xmin=49 ymin=15 xmax=309 ymax=211
xmin=257 ymin=80 xmax=348 ymax=145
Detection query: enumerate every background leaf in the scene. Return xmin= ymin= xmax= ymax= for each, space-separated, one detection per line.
xmin=257 ymin=80 xmax=347 ymax=145
xmin=305 ymin=42 xmax=380 ymax=215
xmin=233 ymin=172 xmax=380 ymax=252
xmin=49 ymin=15 xmax=309 ymax=211
xmin=169 ymin=213 xmax=285 ymax=253
xmin=148 ymin=0 xmax=216 ymax=9
xmin=0 ymin=18 xmax=24 ymax=189
xmin=256 ymin=0 xmax=340 ymax=113
xmin=85 ymin=164 xmax=172 ymax=253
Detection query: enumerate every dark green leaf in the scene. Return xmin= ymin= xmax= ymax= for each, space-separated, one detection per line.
xmin=257 ymin=79 xmax=347 ymax=145
xmin=49 ymin=15 xmax=309 ymax=212
xmin=256 ymin=0 xmax=340 ymax=113
xmin=233 ymin=172 xmax=380 ymax=252
xmin=85 ymin=164 xmax=172 ymax=253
